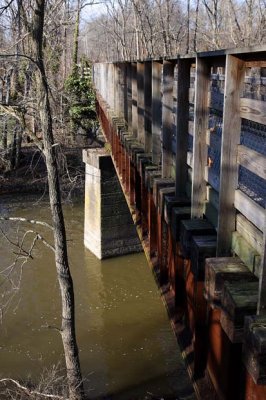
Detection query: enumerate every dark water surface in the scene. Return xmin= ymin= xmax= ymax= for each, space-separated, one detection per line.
xmin=0 ymin=196 xmax=195 ymax=399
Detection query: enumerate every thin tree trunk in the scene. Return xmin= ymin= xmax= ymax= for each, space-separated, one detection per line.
xmin=32 ymin=2 xmax=84 ymax=399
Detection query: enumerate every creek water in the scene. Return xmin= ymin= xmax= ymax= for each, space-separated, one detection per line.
xmin=0 ymin=195 xmax=194 ymax=399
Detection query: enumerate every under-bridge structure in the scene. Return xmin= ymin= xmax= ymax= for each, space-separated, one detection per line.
xmin=83 ymin=45 xmax=266 ymax=400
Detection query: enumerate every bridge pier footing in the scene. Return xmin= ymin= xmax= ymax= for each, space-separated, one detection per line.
xmin=83 ymin=148 xmax=142 ymax=259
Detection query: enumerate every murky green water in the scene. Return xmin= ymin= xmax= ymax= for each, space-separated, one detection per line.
xmin=0 ymin=195 xmax=194 ymax=399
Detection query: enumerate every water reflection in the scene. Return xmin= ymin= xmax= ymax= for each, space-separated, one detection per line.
xmin=0 ymin=196 xmax=195 ymax=399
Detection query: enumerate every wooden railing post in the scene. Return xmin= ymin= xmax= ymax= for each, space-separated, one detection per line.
xmin=137 ymin=61 xmax=145 ymax=144
xmin=152 ymin=60 xmax=163 ymax=166
xmin=132 ymin=62 xmax=138 ymax=137
xmin=216 ymin=55 xmax=245 ymax=256
xmin=175 ymin=58 xmax=191 ymax=197
xmin=144 ymin=61 xmax=152 ymax=153
xmin=162 ymin=60 xmax=175 ymax=178
xmin=126 ymin=62 xmax=132 ymax=130
xmin=191 ymin=57 xmax=210 ymax=218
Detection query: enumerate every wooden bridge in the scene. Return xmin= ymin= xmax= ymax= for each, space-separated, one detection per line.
xmin=86 ymin=46 xmax=266 ymax=399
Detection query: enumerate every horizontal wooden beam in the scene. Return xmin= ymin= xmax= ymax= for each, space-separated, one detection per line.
xmin=237 ymin=145 xmax=266 ymax=180
xmin=240 ymin=98 xmax=266 ymax=125
xmin=234 ymin=189 xmax=265 ymax=232
xmin=236 ymin=213 xmax=263 ymax=255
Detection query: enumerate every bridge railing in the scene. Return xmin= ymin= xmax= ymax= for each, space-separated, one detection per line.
xmin=92 ymin=46 xmax=266 ymax=311
xmin=93 ymin=46 xmax=266 ymax=393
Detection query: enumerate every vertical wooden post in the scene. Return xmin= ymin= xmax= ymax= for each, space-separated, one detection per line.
xmin=144 ymin=61 xmax=152 ymax=153
xmin=137 ymin=61 xmax=145 ymax=144
xmin=152 ymin=60 xmax=162 ymax=166
xmin=117 ymin=63 xmax=126 ymax=118
xmin=162 ymin=60 xmax=175 ymax=178
xmin=126 ymin=62 xmax=132 ymax=130
xmin=132 ymin=62 xmax=138 ymax=137
xmin=191 ymin=57 xmax=210 ymax=218
xmin=113 ymin=63 xmax=118 ymax=112
xmin=176 ymin=58 xmax=191 ymax=196
xmin=258 ymin=218 xmax=266 ymax=314
xmin=216 ymin=55 xmax=245 ymax=255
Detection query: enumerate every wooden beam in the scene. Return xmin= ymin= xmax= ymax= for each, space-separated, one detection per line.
xmin=176 ymin=58 xmax=191 ymax=196
xmin=244 ymin=60 xmax=266 ymax=68
xmin=191 ymin=57 xmax=210 ymax=218
xmin=237 ymin=145 xmax=266 ymax=180
xmin=137 ymin=62 xmax=145 ymax=144
xmin=152 ymin=61 xmax=163 ymax=166
xmin=162 ymin=60 xmax=175 ymax=178
xmin=236 ymin=213 xmax=263 ymax=255
xmin=126 ymin=62 xmax=132 ymax=130
xmin=240 ymin=98 xmax=266 ymax=125
xmin=132 ymin=62 xmax=138 ymax=137
xmin=117 ymin=63 xmax=126 ymax=118
xmin=144 ymin=61 xmax=152 ymax=153
xmin=217 ymin=55 xmax=245 ymax=256
xmin=234 ymin=189 xmax=264 ymax=232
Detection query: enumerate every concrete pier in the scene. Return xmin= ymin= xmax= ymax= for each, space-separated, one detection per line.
xmin=83 ymin=148 xmax=142 ymax=259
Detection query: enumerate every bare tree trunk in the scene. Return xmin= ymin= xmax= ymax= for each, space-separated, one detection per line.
xmin=32 ymin=2 xmax=84 ymax=399
xmin=73 ymin=0 xmax=81 ymax=69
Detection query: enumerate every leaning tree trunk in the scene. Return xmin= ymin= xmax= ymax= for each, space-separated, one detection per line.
xmin=32 ymin=2 xmax=84 ymax=399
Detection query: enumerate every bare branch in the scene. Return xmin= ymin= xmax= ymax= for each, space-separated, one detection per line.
xmin=0 ymin=378 xmax=65 ymax=399
xmin=0 ymin=216 xmax=53 ymax=230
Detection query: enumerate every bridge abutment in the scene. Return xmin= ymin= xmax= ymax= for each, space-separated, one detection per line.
xmin=83 ymin=148 xmax=142 ymax=259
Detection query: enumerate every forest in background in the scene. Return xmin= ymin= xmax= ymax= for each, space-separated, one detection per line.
xmin=80 ymin=0 xmax=266 ymax=61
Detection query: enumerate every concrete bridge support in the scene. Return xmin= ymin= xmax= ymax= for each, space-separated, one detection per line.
xmin=83 ymin=148 xmax=142 ymax=259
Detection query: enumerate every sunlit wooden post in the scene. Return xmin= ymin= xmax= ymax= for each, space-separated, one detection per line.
xmin=144 ymin=61 xmax=152 ymax=153
xmin=162 ymin=60 xmax=175 ymax=178
xmin=132 ymin=62 xmax=138 ymax=137
xmin=137 ymin=61 xmax=145 ymax=144
xmin=152 ymin=60 xmax=163 ymax=166
xmin=216 ymin=55 xmax=245 ymax=256
xmin=175 ymin=58 xmax=191 ymax=197
xmin=191 ymin=57 xmax=210 ymax=218
xmin=126 ymin=62 xmax=132 ymax=130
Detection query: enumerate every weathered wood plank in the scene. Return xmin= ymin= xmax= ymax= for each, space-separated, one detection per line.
xmin=236 ymin=213 xmax=263 ymax=255
xmin=191 ymin=57 xmax=210 ymax=218
xmin=240 ymin=98 xmax=266 ymax=125
xmin=217 ymin=55 xmax=245 ymax=256
xmin=190 ymin=235 xmax=217 ymax=280
xmin=237 ymin=145 xmax=266 ymax=180
xmin=234 ymin=189 xmax=264 ymax=232
xmin=152 ymin=61 xmax=163 ymax=165
xmin=126 ymin=62 xmax=132 ymax=130
xmin=176 ymin=59 xmax=191 ymax=196
xmin=131 ymin=62 xmax=138 ymax=137
xmin=180 ymin=219 xmax=216 ymax=258
xmin=162 ymin=60 xmax=175 ymax=178
xmin=220 ymin=281 xmax=258 ymax=343
xmin=144 ymin=61 xmax=152 ymax=153
xmin=232 ymin=231 xmax=261 ymax=274
xmin=137 ymin=62 xmax=145 ymax=144
xmin=205 ymin=257 xmax=256 ymax=306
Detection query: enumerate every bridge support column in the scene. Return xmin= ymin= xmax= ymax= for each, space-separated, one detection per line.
xmin=83 ymin=148 xmax=142 ymax=259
